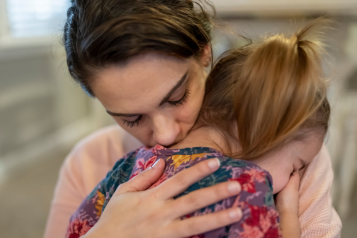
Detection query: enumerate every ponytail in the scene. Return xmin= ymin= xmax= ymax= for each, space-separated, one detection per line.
xmin=201 ymin=18 xmax=331 ymax=160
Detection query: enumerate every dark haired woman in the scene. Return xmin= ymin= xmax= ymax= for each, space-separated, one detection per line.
xmin=44 ymin=1 xmax=341 ymax=237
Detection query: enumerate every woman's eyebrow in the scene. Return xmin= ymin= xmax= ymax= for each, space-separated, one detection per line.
xmin=159 ymin=70 xmax=189 ymax=106
xmin=106 ymin=111 xmax=141 ymax=117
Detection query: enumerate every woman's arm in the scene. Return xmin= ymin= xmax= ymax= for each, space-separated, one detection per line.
xmin=298 ymin=145 xmax=342 ymax=238
xmin=43 ymin=126 xmax=128 ymax=238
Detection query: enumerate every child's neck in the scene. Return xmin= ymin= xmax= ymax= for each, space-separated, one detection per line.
xmin=170 ymin=123 xmax=239 ymax=155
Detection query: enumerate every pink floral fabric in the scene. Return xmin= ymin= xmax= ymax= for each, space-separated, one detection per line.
xmin=66 ymin=145 xmax=281 ymax=238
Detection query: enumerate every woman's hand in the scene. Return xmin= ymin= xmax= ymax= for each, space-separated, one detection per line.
xmin=275 ymin=171 xmax=301 ymax=238
xmin=83 ymin=158 xmax=242 ymax=238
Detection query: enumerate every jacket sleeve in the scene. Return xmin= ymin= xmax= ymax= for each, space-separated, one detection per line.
xmin=64 ymin=177 xmax=108 ymax=238
xmin=298 ymin=145 xmax=342 ymax=238
xmin=43 ymin=125 xmax=139 ymax=238
xmin=64 ymin=151 xmax=136 ymax=238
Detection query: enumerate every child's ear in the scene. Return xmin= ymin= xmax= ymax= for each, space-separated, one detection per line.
xmin=200 ymin=44 xmax=212 ymax=67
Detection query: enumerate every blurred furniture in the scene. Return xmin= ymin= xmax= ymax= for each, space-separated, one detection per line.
xmin=0 ymin=42 xmax=114 ymax=181
xmin=328 ymin=76 xmax=357 ymax=219
xmin=325 ymin=22 xmax=357 ymax=219
xmin=211 ymin=0 xmax=357 ymax=16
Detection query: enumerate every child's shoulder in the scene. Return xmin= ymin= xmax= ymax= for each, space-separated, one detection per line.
xmin=191 ymin=152 xmax=274 ymax=197
xmin=177 ymin=150 xmax=275 ymax=208
xmin=202 ymin=152 xmax=272 ymax=182
xmin=221 ymin=156 xmax=272 ymax=180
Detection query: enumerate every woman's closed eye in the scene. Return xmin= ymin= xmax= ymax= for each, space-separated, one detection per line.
xmin=122 ymin=89 xmax=190 ymax=128
xmin=168 ymin=89 xmax=190 ymax=107
xmin=122 ymin=115 xmax=142 ymax=128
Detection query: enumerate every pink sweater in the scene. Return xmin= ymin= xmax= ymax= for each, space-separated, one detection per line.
xmin=43 ymin=125 xmax=342 ymax=238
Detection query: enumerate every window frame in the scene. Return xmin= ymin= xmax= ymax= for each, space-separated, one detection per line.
xmin=0 ymin=0 xmax=9 ymax=39
xmin=0 ymin=0 xmax=58 ymax=58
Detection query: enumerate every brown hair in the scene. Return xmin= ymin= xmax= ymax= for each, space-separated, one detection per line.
xmin=201 ymin=19 xmax=331 ymax=160
xmin=63 ymin=0 xmax=214 ymax=97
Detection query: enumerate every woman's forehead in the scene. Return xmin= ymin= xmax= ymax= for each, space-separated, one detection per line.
xmin=91 ymin=53 xmax=195 ymax=113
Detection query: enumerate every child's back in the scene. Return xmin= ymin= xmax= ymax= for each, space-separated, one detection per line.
xmin=66 ymin=144 xmax=280 ymax=238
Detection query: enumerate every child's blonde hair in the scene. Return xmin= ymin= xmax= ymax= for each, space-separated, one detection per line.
xmin=201 ymin=18 xmax=331 ymax=160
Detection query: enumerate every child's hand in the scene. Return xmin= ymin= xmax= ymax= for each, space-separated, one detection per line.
xmin=275 ymin=171 xmax=300 ymax=216
xmin=275 ymin=171 xmax=301 ymax=238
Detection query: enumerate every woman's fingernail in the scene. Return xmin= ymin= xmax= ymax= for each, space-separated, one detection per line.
xmin=152 ymin=160 xmax=160 ymax=168
xmin=229 ymin=208 xmax=242 ymax=219
xmin=228 ymin=181 xmax=241 ymax=193
xmin=208 ymin=158 xmax=220 ymax=170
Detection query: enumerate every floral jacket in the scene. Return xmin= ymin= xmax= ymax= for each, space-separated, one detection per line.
xmin=66 ymin=145 xmax=281 ymax=238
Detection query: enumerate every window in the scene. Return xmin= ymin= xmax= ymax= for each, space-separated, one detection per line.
xmin=6 ymin=0 xmax=69 ymax=37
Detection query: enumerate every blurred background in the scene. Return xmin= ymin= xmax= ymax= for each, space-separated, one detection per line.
xmin=0 ymin=0 xmax=356 ymax=237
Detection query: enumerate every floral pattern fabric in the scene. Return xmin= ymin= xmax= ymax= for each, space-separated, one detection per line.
xmin=65 ymin=145 xmax=281 ymax=238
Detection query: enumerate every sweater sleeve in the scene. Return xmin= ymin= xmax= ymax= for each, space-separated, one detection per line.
xmin=298 ymin=145 xmax=342 ymax=238
xmin=64 ymin=156 xmax=129 ymax=238
xmin=64 ymin=149 xmax=139 ymax=238
xmin=43 ymin=125 xmax=141 ymax=238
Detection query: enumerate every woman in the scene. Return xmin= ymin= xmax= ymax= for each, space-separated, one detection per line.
xmin=44 ymin=0 xmax=341 ymax=237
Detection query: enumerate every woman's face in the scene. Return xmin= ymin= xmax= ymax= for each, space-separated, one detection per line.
xmin=91 ymin=51 xmax=210 ymax=147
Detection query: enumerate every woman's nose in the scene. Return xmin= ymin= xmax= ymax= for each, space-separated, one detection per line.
xmin=152 ymin=115 xmax=180 ymax=146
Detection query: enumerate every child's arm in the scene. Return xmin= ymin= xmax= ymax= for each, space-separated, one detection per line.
xmin=276 ymin=171 xmax=301 ymax=238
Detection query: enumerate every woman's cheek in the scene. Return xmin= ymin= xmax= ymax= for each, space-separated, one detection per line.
xmin=179 ymin=94 xmax=203 ymax=124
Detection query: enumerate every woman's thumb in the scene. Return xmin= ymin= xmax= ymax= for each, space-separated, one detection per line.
xmin=114 ymin=159 xmax=165 ymax=195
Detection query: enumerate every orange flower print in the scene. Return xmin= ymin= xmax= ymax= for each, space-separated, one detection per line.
xmin=171 ymin=153 xmax=207 ymax=170
xmin=95 ymin=191 xmax=105 ymax=217
xmin=171 ymin=155 xmax=191 ymax=170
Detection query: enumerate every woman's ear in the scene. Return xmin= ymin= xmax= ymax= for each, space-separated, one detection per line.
xmin=200 ymin=45 xmax=212 ymax=67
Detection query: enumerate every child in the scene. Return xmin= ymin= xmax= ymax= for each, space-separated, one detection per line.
xmin=66 ymin=19 xmax=329 ymax=238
